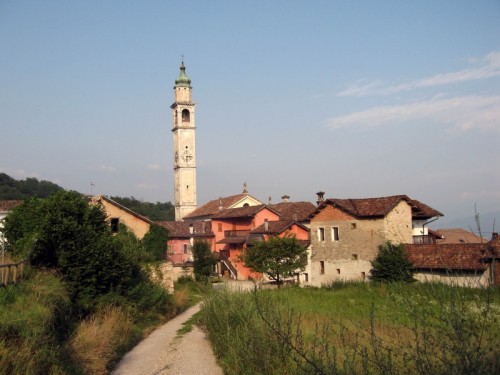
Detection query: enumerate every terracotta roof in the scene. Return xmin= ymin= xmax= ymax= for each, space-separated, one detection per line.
xmin=405 ymin=243 xmax=487 ymax=271
xmin=251 ymin=220 xmax=309 ymax=235
xmin=212 ymin=204 xmax=279 ymax=220
xmin=309 ymin=195 xmax=442 ymax=220
xmin=435 ymin=228 xmax=486 ymax=244
xmin=0 ymin=200 xmax=22 ymax=212
xmin=269 ymin=201 xmax=315 ymax=221
xmin=184 ymin=193 xmax=261 ymax=219
xmin=156 ymin=220 xmax=214 ymax=238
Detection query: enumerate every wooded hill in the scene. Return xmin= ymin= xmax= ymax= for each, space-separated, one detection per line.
xmin=0 ymin=173 xmax=174 ymax=221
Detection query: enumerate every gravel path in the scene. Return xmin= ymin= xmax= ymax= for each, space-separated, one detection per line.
xmin=112 ymin=303 xmax=223 ymax=375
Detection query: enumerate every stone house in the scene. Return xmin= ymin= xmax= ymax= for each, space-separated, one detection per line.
xmin=406 ymin=233 xmax=500 ymax=287
xmin=307 ymin=193 xmax=442 ymax=286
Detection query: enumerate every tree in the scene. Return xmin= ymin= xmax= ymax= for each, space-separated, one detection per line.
xmin=242 ymin=235 xmax=308 ymax=287
xmin=192 ymin=239 xmax=217 ymax=283
xmin=369 ymin=241 xmax=416 ymax=283
xmin=142 ymin=224 xmax=169 ymax=261
xmin=3 ymin=191 xmax=143 ymax=312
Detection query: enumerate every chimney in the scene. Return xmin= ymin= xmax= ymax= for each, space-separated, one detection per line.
xmin=281 ymin=195 xmax=290 ymax=203
xmin=293 ymin=213 xmax=298 ymax=222
xmin=189 ymin=223 xmax=194 ymax=234
xmin=316 ymin=191 xmax=325 ymax=206
xmin=243 ymin=182 xmax=248 ymax=194
xmin=218 ymin=197 xmax=223 ymax=211
xmin=268 ymin=196 xmax=272 ymax=205
xmin=202 ymin=221 xmax=206 ymax=233
xmin=264 ymin=219 xmax=269 ymax=232
xmin=492 ymin=232 xmax=498 ymax=240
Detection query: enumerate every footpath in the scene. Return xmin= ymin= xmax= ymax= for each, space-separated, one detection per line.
xmin=112 ymin=303 xmax=223 ymax=375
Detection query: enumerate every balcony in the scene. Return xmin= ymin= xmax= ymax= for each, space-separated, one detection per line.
xmin=224 ymin=230 xmax=250 ymax=237
xmin=412 ymin=235 xmax=436 ymax=245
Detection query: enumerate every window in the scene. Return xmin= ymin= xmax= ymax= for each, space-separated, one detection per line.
xmin=350 ymin=223 xmax=357 ymax=229
xmin=110 ymin=218 xmax=119 ymax=233
xmin=218 ymin=223 xmax=223 ymax=232
xmin=182 ymin=109 xmax=190 ymax=122
xmin=320 ymin=261 xmax=325 ymax=274
xmin=318 ymin=227 xmax=325 ymax=241
xmin=361 ymin=272 xmax=366 ymax=280
xmin=183 ymin=244 xmax=188 ymax=254
xmin=304 ymin=273 xmax=308 ymax=282
xmin=332 ymin=227 xmax=340 ymax=241
xmin=352 ymin=254 xmax=358 ymax=260
xmin=336 ymin=268 xmax=341 ymax=274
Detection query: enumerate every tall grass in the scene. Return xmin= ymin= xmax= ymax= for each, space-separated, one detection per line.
xmin=200 ymin=283 xmax=500 ymax=375
xmin=68 ymin=306 xmax=132 ymax=375
xmin=0 ymin=269 xmax=71 ymax=374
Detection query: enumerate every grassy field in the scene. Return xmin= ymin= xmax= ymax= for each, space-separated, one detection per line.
xmin=0 ymin=271 xmax=209 ymax=374
xmin=200 ymin=282 xmax=500 ymax=375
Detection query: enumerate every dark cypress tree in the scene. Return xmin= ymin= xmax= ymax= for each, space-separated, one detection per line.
xmin=369 ymin=241 xmax=415 ymax=282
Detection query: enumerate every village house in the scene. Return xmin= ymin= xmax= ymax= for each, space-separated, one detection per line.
xmin=307 ymin=193 xmax=443 ymax=286
xmin=157 ymin=220 xmax=214 ymax=265
xmin=406 ymin=233 xmax=500 ymax=287
xmin=435 ymin=228 xmax=486 ymax=244
xmin=91 ymin=195 xmax=153 ymax=239
xmin=174 ymin=188 xmax=315 ymax=281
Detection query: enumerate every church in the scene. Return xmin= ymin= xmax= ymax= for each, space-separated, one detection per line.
xmin=161 ymin=62 xmax=314 ymax=282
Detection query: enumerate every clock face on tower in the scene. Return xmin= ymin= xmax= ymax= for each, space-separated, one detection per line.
xmin=181 ymin=149 xmax=193 ymax=164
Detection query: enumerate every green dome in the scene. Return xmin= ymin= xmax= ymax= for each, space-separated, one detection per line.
xmin=175 ymin=62 xmax=191 ymax=87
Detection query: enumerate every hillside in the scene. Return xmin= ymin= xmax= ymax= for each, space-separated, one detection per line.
xmin=0 ymin=172 xmax=62 ymax=199
xmin=0 ymin=173 xmax=174 ymax=221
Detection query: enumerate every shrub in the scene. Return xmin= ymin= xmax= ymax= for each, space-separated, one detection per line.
xmin=192 ymin=240 xmax=217 ymax=283
xmin=370 ymin=241 xmax=416 ymax=283
xmin=0 ymin=270 xmax=72 ymax=374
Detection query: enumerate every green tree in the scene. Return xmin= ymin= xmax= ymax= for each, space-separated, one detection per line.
xmin=192 ymin=239 xmax=217 ymax=283
xmin=0 ymin=172 xmax=62 ymax=199
xmin=142 ymin=224 xmax=169 ymax=261
xmin=3 ymin=191 xmax=143 ymax=313
xmin=369 ymin=241 xmax=416 ymax=283
xmin=242 ymin=235 xmax=308 ymax=287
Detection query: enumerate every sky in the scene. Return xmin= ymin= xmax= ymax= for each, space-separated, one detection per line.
xmin=1 ymin=1 xmax=499 ymax=229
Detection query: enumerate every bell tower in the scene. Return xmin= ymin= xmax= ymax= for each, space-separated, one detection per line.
xmin=171 ymin=61 xmax=197 ymax=221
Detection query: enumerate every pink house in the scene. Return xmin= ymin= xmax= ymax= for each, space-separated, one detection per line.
xmin=157 ymin=221 xmax=214 ymax=265
xmin=212 ymin=205 xmax=281 ymax=280
xmin=160 ymin=190 xmax=316 ymax=281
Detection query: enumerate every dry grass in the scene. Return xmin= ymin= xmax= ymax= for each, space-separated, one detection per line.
xmin=69 ymin=306 xmax=132 ymax=375
xmin=173 ymin=285 xmax=190 ymax=312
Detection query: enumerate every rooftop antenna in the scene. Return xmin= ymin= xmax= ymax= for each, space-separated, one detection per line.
xmin=90 ymin=182 xmax=95 ymax=196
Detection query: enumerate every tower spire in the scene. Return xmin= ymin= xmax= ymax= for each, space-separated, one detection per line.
xmin=172 ymin=62 xmax=197 ymax=221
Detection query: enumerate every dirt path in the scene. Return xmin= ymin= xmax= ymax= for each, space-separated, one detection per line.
xmin=112 ymin=303 xmax=223 ymax=375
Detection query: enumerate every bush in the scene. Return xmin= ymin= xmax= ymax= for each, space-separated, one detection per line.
xmin=370 ymin=241 xmax=416 ymax=283
xmin=142 ymin=224 xmax=169 ymax=261
xmin=0 ymin=270 xmax=72 ymax=374
xmin=192 ymin=240 xmax=217 ymax=283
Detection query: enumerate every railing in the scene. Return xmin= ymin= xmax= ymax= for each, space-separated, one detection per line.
xmin=219 ymin=251 xmax=238 ymax=279
xmin=0 ymin=260 xmax=25 ymax=286
xmin=413 ymin=235 xmax=437 ymax=245
xmin=224 ymin=230 xmax=250 ymax=238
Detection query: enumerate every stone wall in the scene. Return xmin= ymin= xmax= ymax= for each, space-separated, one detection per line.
xmin=309 ymin=202 xmax=413 ymax=286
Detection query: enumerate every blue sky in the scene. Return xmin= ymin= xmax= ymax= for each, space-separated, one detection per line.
xmin=1 ymin=0 xmax=499 ymax=228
